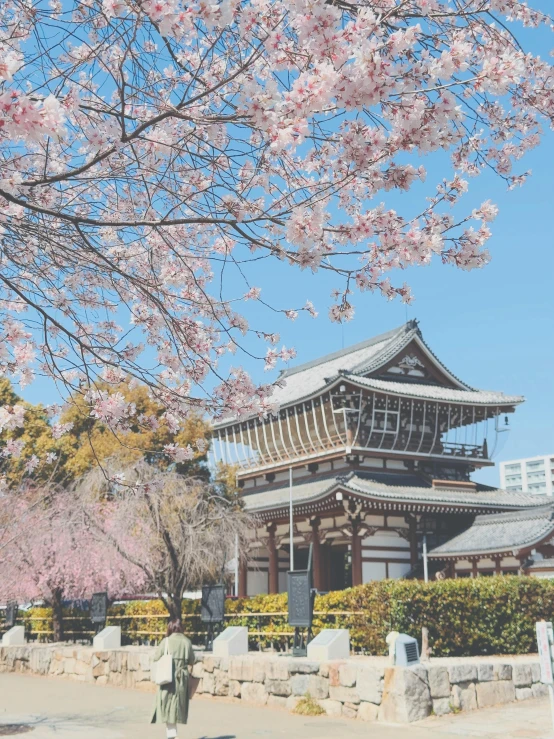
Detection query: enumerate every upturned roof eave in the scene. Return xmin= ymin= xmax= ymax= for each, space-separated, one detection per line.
xmin=213 ymin=373 xmax=523 ymax=430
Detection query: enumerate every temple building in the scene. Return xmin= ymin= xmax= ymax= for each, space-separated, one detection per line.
xmin=212 ymin=321 xmax=545 ymax=595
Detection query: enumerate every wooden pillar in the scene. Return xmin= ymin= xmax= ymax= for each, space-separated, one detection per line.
xmin=351 ymin=522 xmax=363 ymax=587
xmin=408 ymin=516 xmax=418 ymax=567
xmin=310 ymin=518 xmax=322 ymax=591
xmin=238 ymin=556 xmax=248 ymax=598
xmin=267 ymin=523 xmax=279 ymax=594
xmin=472 ymin=560 xmax=478 ymax=578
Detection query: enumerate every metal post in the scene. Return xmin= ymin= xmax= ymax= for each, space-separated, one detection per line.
xmin=289 ymin=466 xmax=294 ymax=571
xmin=548 ymin=683 xmax=554 ymax=727
xmin=423 ymin=535 xmax=429 ymax=583
xmin=234 ymin=533 xmax=239 ymax=597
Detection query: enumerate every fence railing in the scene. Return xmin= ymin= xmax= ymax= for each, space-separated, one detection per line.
xmin=0 ymin=608 xmax=367 ymax=650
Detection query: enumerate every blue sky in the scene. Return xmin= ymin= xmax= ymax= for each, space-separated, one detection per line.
xmin=233 ymin=127 xmax=554 ymax=488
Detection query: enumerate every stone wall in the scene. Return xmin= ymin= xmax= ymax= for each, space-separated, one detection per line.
xmin=0 ymin=645 xmax=547 ymax=723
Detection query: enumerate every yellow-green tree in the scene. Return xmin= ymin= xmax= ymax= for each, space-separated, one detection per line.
xmin=0 ymin=379 xmax=212 ymax=486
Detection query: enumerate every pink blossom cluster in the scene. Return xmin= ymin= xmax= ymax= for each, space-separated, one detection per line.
xmin=0 ymin=0 xmax=551 ymax=439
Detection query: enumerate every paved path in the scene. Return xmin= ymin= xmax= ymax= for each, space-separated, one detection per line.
xmin=0 ymin=673 xmax=553 ymax=739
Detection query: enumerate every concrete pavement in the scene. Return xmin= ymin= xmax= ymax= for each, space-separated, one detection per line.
xmin=0 ymin=673 xmax=553 ymax=739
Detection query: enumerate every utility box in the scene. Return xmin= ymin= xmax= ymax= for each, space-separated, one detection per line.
xmin=394 ymin=633 xmax=420 ymax=667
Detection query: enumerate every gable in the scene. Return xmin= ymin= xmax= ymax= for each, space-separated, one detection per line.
xmin=365 ymin=338 xmax=465 ymax=389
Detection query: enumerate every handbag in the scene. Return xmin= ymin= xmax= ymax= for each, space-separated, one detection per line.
xmin=154 ymin=638 xmax=173 ymax=686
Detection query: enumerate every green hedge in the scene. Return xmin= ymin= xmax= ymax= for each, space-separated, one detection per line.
xmin=12 ymin=577 xmax=554 ymax=656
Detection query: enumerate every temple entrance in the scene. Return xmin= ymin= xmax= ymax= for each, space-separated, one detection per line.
xmin=326 ymin=544 xmax=352 ymax=592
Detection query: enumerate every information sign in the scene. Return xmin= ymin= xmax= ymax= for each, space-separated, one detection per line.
xmin=536 ymin=621 xmax=554 ymax=684
xmin=90 ymin=592 xmax=108 ymax=625
xmin=287 ymin=570 xmax=313 ymax=628
xmin=201 ymin=584 xmax=225 ymax=624
xmin=5 ymin=602 xmax=17 ymax=628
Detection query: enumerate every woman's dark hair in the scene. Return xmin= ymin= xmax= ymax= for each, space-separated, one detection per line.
xmin=166 ymin=618 xmax=184 ymax=637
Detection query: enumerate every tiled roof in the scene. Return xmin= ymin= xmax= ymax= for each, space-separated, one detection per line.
xmin=242 ymin=471 xmax=544 ymax=515
xmin=351 ymin=376 xmax=523 ymax=406
xmin=428 ymin=506 xmax=554 ymax=558
xmin=214 ymin=320 xmax=523 ymax=428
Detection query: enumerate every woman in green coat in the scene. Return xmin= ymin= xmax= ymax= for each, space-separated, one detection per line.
xmin=152 ymin=619 xmax=195 ymax=739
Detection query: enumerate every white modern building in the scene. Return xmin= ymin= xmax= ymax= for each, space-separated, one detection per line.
xmin=500 ymin=455 xmax=554 ymax=496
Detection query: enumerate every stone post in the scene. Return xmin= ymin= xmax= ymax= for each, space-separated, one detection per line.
xmin=408 ymin=515 xmax=418 ymax=567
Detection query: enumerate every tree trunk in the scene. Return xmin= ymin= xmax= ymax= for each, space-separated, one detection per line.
xmin=165 ymin=592 xmax=183 ymax=621
xmin=51 ymin=588 xmax=64 ymax=643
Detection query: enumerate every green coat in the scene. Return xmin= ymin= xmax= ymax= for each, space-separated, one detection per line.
xmin=151 ymin=633 xmax=195 ymax=725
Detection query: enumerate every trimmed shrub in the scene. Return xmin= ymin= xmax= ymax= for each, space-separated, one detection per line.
xmin=17 ymin=577 xmax=554 ymax=656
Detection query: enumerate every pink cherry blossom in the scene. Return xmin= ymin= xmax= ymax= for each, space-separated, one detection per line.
xmin=0 ymin=0 xmax=550 ymax=435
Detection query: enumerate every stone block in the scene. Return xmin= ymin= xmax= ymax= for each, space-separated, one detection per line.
xmin=2 ymin=627 xmax=25 ymax=646
xmin=532 ymin=682 xmax=549 ymax=699
xmin=266 ymin=659 xmax=290 ymax=681
xmin=288 ymin=660 xmax=320 ymax=674
xmin=202 ymin=673 xmax=215 ymax=695
xmin=307 ymin=675 xmax=329 ymax=700
xmin=268 ymin=695 xmax=287 ymax=709
xmin=192 ymin=661 xmax=204 ymax=679
xmin=213 ymin=627 xmax=248 ymax=658
xmin=358 ymin=702 xmax=379 ymax=722
xmin=448 ymin=664 xmax=478 ymax=684
xmin=74 ymin=660 xmax=89 ymax=676
xmin=202 ymin=655 xmax=219 ymax=673
xmin=357 ymin=666 xmax=384 ymax=704
xmin=428 ymin=666 xmax=450 ymax=699
xmin=241 ymin=681 xmax=268 ymax=705
xmin=64 ymin=658 xmax=76 ymax=674
xmin=92 ymin=661 xmax=107 ymax=678
xmin=229 ymin=680 xmax=241 ymax=698
xmin=265 ymin=679 xmax=292 ymax=697
xmin=96 ymin=675 xmax=107 ymax=685
xmin=342 ymin=704 xmax=357 ymax=719
xmin=93 ymin=627 xmax=121 ymax=650
xmin=531 ymin=663 xmax=541 ymax=683
xmin=307 ymin=630 xmax=350 ymax=662
xmin=513 ymin=664 xmax=533 ymax=688
xmin=451 ymin=683 xmax=477 ymax=712
xmin=214 ymin=669 xmax=229 ymax=697
xmin=378 ymin=666 xmax=432 ymax=723
xmin=319 ymin=664 xmax=329 ymax=678
xmin=329 ymin=685 xmax=360 ymax=704
xmin=320 ymin=699 xmax=342 ymax=717
xmin=494 ymin=664 xmax=512 ymax=681
xmin=516 ymin=687 xmax=533 ymax=701
xmin=252 ymin=659 xmax=266 ymax=683
xmin=328 ymin=663 xmax=342 ymax=687
xmin=290 ymin=674 xmax=309 ymax=696
xmin=285 ymin=696 xmax=301 ymax=712
xmin=432 ymin=698 xmax=451 ymax=716
xmin=339 ymin=664 xmax=357 ymax=687
xmin=477 ymin=664 xmax=494 ymax=682
xmin=476 ymin=680 xmax=515 ymax=708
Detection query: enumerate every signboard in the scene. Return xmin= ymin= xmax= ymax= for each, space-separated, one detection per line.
xmin=536 ymin=621 xmax=554 ymax=684
xmin=5 ymin=602 xmax=17 ymax=628
xmin=201 ymin=585 xmax=225 ymax=624
xmin=90 ymin=592 xmax=108 ymax=625
xmin=287 ymin=570 xmax=313 ymax=628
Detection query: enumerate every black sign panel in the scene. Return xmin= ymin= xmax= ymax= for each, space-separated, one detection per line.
xmin=287 ymin=570 xmax=313 ymax=628
xmin=90 ymin=592 xmax=108 ymax=625
xmin=201 ymin=585 xmax=225 ymax=624
xmin=5 ymin=602 xmax=17 ymax=628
